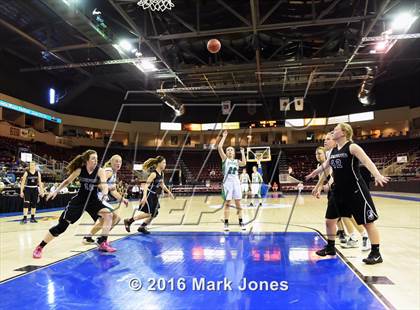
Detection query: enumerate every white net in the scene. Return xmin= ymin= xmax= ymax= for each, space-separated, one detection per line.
xmin=137 ymin=0 xmax=175 ymax=11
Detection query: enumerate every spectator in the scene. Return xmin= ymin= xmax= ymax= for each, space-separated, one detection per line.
xmin=272 ymin=182 xmax=278 ymax=192
xmin=6 ymin=171 xmax=16 ymax=183
xmin=131 ymin=184 xmax=140 ymax=199
xmin=50 ymin=183 xmax=58 ymax=193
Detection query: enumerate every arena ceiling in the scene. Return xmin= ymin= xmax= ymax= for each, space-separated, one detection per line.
xmin=0 ymin=0 xmax=419 ymax=122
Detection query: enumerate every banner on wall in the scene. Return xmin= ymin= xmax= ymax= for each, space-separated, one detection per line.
xmin=397 ymin=156 xmax=408 ymax=163
xmin=9 ymin=127 xmax=20 ymax=137
xmin=20 ymin=129 xmax=29 ymax=137
xmin=20 ymin=128 xmax=35 ymax=138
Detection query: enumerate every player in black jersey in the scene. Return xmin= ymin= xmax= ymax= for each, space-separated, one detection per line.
xmin=124 ymin=156 xmax=174 ymax=234
xmin=312 ymin=133 xmax=370 ymax=250
xmin=307 ymin=123 xmax=389 ymax=264
xmin=19 ymin=161 xmax=45 ymax=224
xmin=82 ymin=155 xmax=129 ymax=245
xmin=32 ymin=150 xmax=114 ymax=259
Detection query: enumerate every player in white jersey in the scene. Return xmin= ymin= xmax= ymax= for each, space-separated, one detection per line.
xmin=250 ymin=165 xmax=263 ymax=207
xmin=239 ymin=168 xmax=250 ymax=200
xmin=218 ymin=130 xmax=247 ymax=232
xmin=82 ymin=155 xmax=128 ymax=245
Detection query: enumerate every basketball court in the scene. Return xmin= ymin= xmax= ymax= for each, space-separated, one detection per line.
xmin=1 ymin=193 xmax=419 ymax=309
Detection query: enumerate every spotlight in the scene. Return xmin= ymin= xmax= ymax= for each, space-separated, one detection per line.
xmin=135 ymin=59 xmax=157 ymax=72
xmin=161 ymin=94 xmax=184 ymax=116
xmin=358 ymin=82 xmax=375 ymax=106
xmin=118 ymin=39 xmax=133 ymax=52
xmin=357 ymin=67 xmax=375 ymax=106
xmin=92 ymin=8 xmax=101 ymax=15
xmin=49 ymin=88 xmax=56 ymax=105
xmin=375 ymin=40 xmax=388 ymax=51
xmin=358 ymin=88 xmax=370 ymax=106
xmin=391 ymin=12 xmax=418 ymax=31
xmin=62 ymin=0 xmax=79 ymax=6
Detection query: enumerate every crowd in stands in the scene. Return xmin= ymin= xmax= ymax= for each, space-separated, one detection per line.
xmin=1 ymin=135 xmax=419 ymax=198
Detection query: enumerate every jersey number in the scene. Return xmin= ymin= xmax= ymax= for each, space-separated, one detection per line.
xmin=330 ymin=159 xmax=343 ymax=169
xmin=227 ymin=167 xmax=238 ymax=175
xmin=84 ymin=183 xmax=95 ymax=191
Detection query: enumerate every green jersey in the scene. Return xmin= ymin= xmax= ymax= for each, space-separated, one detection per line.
xmin=252 ymin=172 xmax=262 ymax=184
xmin=222 ymin=159 xmax=240 ymax=179
xmin=240 ymin=173 xmax=250 ymax=184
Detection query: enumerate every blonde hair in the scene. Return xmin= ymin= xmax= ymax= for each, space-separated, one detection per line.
xmin=25 ymin=161 xmax=36 ymax=172
xmin=104 ymin=154 xmax=122 ymax=169
xmin=316 ymin=146 xmax=327 ymax=162
xmin=143 ymin=156 xmax=165 ymax=171
xmin=66 ymin=150 xmax=96 ymax=174
xmin=338 ymin=123 xmax=354 ymax=141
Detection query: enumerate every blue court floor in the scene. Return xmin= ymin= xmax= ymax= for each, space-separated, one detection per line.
xmin=0 ymin=232 xmax=385 ymax=310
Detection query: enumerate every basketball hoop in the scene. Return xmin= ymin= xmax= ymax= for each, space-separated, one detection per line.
xmin=137 ymin=0 xmax=175 ymax=11
xmin=247 ymin=146 xmax=271 ymax=162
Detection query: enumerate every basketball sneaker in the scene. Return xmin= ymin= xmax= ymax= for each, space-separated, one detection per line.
xmin=30 ymin=217 xmax=38 ymax=223
xmin=316 ymin=246 xmax=336 ymax=256
xmin=363 ymin=252 xmax=383 ymax=265
xmin=124 ymin=218 xmax=132 ymax=232
xmin=32 ymin=246 xmax=43 ymax=259
xmin=361 ymin=237 xmax=371 ymax=251
xmin=82 ymin=236 xmax=95 ymax=245
xmin=20 ymin=218 xmax=27 ymax=224
xmin=224 ymin=223 xmax=229 ymax=232
xmin=340 ymin=237 xmax=359 ymax=248
xmin=98 ymin=241 xmax=116 ymax=253
xmin=337 ymin=230 xmax=347 ymax=244
xmin=240 ymin=222 xmax=246 ymax=231
xmin=138 ymin=226 xmax=151 ymax=234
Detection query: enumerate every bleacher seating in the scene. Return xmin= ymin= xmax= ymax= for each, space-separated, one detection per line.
xmin=1 ymin=136 xmax=419 ymax=194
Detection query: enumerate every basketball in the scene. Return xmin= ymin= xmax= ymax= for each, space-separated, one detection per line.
xmin=207 ymin=39 xmax=221 ymax=54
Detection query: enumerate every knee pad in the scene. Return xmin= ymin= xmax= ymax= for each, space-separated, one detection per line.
xmin=49 ymin=218 xmax=70 ymax=237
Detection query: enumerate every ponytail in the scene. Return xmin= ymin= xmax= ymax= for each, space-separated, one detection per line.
xmin=66 ymin=149 xmax=96 ymax=174
xmin=143 ymin=156 xmax=165 ymax=171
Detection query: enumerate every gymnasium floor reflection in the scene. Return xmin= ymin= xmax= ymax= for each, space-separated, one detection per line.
xmin=0 ymin=232 xmax=386 ymax=309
